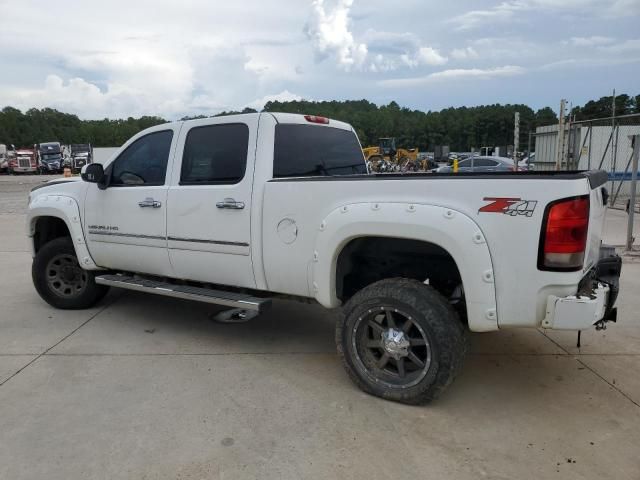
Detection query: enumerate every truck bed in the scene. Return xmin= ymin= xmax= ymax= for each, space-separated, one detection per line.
xmin=261 ymin=169 xmax=609 ymax=331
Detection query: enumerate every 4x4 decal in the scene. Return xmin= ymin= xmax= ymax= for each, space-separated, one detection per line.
xmin=479 ymin=197 xmax=537 ymax=217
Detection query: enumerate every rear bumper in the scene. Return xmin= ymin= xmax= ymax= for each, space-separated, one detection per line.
xmin=542 ymin=246 xmax=621 ymax=331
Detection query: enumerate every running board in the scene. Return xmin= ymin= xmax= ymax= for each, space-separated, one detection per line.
xmin=95 ymin=274 xmax=271 ymax=312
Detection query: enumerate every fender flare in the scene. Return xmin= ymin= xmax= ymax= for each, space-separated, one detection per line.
xmin=27 ymin=194 xmax=101 ymax=270
xmin=312 ymin=202 xmax=498 ymax=332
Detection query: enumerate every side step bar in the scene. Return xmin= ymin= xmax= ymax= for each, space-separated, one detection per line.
xmin=95 ymin=274 xmax=271 ymax=312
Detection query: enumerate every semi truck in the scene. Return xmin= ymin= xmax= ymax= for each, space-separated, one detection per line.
xmin=37 ymin=142 xmax=63 ymax=174
xmin=70 ymin=144 xmax=93 ymax=173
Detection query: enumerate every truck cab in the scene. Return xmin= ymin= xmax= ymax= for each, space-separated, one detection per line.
xmin=9 ymin=148 xmax=38 ymax=174
xmin=69 ymin=144 xmax=93 ymax=173
xmin=37 ymin=142 xmax=63 ymax=174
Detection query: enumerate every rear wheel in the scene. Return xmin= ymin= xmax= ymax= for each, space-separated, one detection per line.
xmin=32 ymin=237 xmax=109 ymax=309
xmin=336 ymin=278 xmax=467 ymax=404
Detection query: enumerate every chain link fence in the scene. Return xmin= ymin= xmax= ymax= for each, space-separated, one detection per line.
xmin=530 ymin=113 xmax=640 ymax=211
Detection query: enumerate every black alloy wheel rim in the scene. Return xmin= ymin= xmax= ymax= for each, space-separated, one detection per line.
xmin=352 ymin=306 xmax=432 ymax=388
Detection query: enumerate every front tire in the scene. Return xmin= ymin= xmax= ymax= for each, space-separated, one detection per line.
xmin=336 ymin=278 xmax=467 ymax=404
xmin=32 ymin=237 xmax=109 ymax=309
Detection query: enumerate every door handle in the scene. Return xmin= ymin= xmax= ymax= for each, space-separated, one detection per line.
xmin=216 ymin=198 xmax=245 ymax=210
xmin=138 ymin=197 xmax=162 ymax=208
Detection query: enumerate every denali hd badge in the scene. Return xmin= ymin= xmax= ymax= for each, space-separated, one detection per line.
xmin=479 ymin=197 xmax=537 ymax=217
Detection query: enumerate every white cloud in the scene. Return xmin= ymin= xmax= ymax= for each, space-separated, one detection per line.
xmin=451 ymin=47 xmax=479 ymax=60
xmin=305 ymin=3 xmax=446 ymax=72
xmin=569 ymin=36 xmax=615 ymax=47
xmin=400 ymin=47 xmax=449 ymax=68
xmin=599 ymin=38 xmax=640 ymax=53
xmin=451 ymin=0 xmax=636 ymax=30
xmin=305 ymin=0 xmax=368 ymax=70
xmin=450 ymin=2 xmax=523 ymax=31
xmin=469 ymin=37 xmax=543 ymax=60
xmin=417 ymin=47 xmax=448 ymax=66
xmin=380 ymin=65 xmax=526 ymax=87
xmin=5 ymin=75 xmax=155 ymax=119
xmin=246 ymin=90 xmax=304 ymax=110
xmin=539 ymin=55 xmax=640 ymax=71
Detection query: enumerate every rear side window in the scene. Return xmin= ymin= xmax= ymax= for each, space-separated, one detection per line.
xmin=111 ymin=130 xmax=173 ymax=186
xmin=181 ymin=124 xmax=249 ymax=184
xmin=474 ymin=158 xmax=498 ymax=167
xmin=274 ymin=124 xmax=367 ymax=178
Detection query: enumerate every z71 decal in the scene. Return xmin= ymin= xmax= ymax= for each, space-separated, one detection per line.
xmin=479 ymin=197 xmax=537 ymax=217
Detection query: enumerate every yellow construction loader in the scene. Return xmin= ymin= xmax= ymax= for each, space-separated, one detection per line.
xmin=363 ymin=137 xmax=419 ymax=172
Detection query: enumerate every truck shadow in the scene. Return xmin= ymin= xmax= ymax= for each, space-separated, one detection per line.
xmin=77 ymin=290 xmax=592 ymax=408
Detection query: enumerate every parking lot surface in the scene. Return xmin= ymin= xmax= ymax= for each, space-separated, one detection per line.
xmin=1 ymin=175 xmax=639 ymax=479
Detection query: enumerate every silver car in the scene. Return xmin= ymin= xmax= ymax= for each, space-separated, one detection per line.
xmin=436 ymin=156 xmax=520 ymax=173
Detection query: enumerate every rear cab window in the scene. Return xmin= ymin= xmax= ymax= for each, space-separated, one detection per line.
xmin=273 ymin=124 xmax=367 ymax=178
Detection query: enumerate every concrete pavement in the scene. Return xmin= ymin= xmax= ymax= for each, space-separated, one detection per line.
xmin=1 ymin=175 xmax=639 ymax=479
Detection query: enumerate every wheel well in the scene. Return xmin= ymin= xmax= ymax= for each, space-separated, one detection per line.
xmin=335 ymin=236 xmax=465 ymax=316
xmin=33 ymin=217 xmax=71 ymax=253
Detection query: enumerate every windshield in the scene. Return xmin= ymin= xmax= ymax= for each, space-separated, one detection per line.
xmin=39 ymin=144 xmax=61 ymax=154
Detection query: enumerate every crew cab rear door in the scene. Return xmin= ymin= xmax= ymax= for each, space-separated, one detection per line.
xmin=166 ymin=115 xmax=258 ymax=288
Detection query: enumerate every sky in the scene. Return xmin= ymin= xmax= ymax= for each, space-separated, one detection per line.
xmin=0 ymin=0 xmax=639 ymax=120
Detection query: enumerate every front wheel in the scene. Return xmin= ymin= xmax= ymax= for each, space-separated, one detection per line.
xmin=336 ymin=278 xmax=467 ymax=404
xmin=32 ymin=237 xmax=109 ymax=309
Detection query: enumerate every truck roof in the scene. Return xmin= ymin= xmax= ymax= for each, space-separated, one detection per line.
xmin=179 ymin=112 xmax=353 ymax=131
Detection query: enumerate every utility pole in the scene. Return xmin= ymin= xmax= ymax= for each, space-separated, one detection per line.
xmin=611 ymin=89 xmax=618 ymax=193
xmin=627 ymin=135 xmax=639 ymax=251
xmin=513 ymin=112 xmax=520 ymax=166
xmin=556 ymin=99 xmax=566 ymax=170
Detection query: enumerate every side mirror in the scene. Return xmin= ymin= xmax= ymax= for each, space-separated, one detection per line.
xmin=81 ymin=163 xmax=105 ymax=184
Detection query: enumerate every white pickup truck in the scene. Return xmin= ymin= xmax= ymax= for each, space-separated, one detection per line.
xmin=27 ymin=113 xmax=621 ymax=404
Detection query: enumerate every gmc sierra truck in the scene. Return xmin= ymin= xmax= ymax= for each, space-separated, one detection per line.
xmin=27 ymin=113 xmax=621 ymax=404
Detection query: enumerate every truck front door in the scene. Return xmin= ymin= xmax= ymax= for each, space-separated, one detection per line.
xmin=84 ymin=126 xmax=178 ymax=277
xmin=166 ymin=117 xmax=257 ymax=288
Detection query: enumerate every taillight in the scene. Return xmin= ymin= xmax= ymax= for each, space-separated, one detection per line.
xmin=538 ymin=195 xmax=590 ymax=271
xmin=304 ymin=115 xmax=329 ymax=124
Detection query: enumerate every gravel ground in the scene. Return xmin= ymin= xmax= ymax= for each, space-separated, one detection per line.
xmin=0 ymin=174 xmax=64 ymax=214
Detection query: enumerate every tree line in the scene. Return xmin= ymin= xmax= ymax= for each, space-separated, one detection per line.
xmin=1 ymin=93 xmax=638 ymax=151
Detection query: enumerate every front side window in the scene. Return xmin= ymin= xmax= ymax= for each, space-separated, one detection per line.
xmin=111 ymin=130 xmax=173 ymax=186
xmin=457 ymin=159 xmax=472 ymax=168
xmin=274 ymin=124 xmax=367 ymax=178
xmin=180 ymin=124 xmax=249 ymax=184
